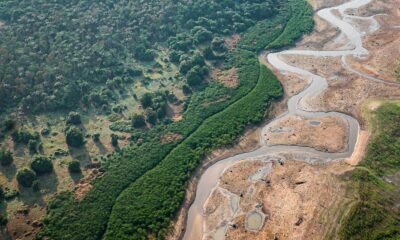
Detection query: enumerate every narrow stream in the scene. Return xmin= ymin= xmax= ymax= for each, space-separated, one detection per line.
xmin=183 ymin=0 xmax=396 ymax=239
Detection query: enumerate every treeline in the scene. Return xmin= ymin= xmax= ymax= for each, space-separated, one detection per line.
xmin=38 ymin=0 xmax=313 ymax=239
xmin=0 ymin=0 xmax=279 ymax=113
xmin=339 ymin=103 xmax=400 ymax=240
xmin=105 ymin=64 xmax=281 ymax=239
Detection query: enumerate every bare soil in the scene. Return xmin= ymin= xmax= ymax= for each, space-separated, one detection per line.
xmin=204 ymin=159 xmax=350 ymax=240
xmin=265 ymin=115 xmax=348 ymax=153
xmin=212 ymin=68 xmax=239 ymax=88
xmin=182 ymin=0 xmax=400 ymax=239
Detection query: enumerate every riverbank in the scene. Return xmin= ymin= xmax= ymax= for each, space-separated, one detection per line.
xmin=182 ymin=0 xmax=400 ymax=239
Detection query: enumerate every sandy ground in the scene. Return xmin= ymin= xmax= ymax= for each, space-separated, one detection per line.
xmin=165 ymin=126 xmax=262 ymax=240
xmin=203 ymin=159 xmax=352 ymax=240
xmin=265 ymin=115 xmax=348 ymax=153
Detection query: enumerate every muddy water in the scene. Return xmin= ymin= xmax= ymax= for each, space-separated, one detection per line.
xmin=183 ymin=0 xmax=387 ymax=239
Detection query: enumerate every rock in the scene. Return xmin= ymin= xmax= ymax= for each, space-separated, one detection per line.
xmin=32 ymin=220 xmax=43 ymax=228
xmin=295 ymin=217 xmax=303 ymax=226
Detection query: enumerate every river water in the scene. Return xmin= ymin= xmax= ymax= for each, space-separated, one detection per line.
xmin=183 ymin=0 xmax=389 ymax=239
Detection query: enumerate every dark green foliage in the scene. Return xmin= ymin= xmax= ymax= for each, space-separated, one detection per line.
xmin=267 ymin=0 xmax=314 ymax=49
xmin=92 ymin=133 xmax=100 ymax=142
xmin=0 ymin=186 xmax=4 ymax=201
xmin=187 ymin=65 xmax=209 ymax=86
xmin=11 ymin=129 xmax=39 ymax=145
xmin=31 ymin=155 xmax=53 ymax=175
xmin=146 ymin=110 xmax=158 ymax=125
xmin=32 ymin=180 xmax=40 ymax=192
xmin=66 ymin=112 xmax=82 ymax=125
xmin=111 ymin=134 xmax=119 ymax=147
xmin=109 ymin=121 xmax=133 ymax=132
xmin=28 ymin=139 xmax=38 ymax=154
xmin=3 ymin=118 xmax=15 ymax=131
xmin=339 ymin=103 xmax=400 ymax=240
xmin=65 ymin=127 xmax=84 ymax=148
xmin=41 ymin=128 xmax=50 ymax=136
xmin=16 ymin=168 xmax=37 ymax=188
xmin=140 ymin=93 xmax=153 ymax=109
xmin=38 ymin=0 xmax=314 ymax=239
xmin=104 ymin=65 xmax=282 ymax=239
xmin=0 ymin=148 xmax=13 ymax=166
xmin=182 ymin=85 xmax=192 ymax=95
xmin=68 ymin=160 xmax=81 ymax=174
xmin=211 ymin=37 xmax=227 ymax=52
xmin=0 ymin=0 xmax=281 ymax=113
xmin=194 ymin=27 xmax=212 ymax=43
xmin=131 ymin=114 xmax=146 ymax=128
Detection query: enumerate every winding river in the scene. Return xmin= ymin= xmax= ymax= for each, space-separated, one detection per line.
xmin=183 ymin=0 xmax=399 ymax=239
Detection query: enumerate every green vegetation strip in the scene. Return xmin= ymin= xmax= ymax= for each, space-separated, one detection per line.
xmin=104 ymin=65 xmax=281 ymax=239
xmin=39 ymin=0 xmax=313 ymax=239
xmin=339 ymin=103 xmax=400 ymax=240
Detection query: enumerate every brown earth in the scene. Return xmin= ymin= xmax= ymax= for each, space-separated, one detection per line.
xmin=160 ymin=132 xmax=183 ymax=144
xmin=187 ymin=0 xmax=400 ymax=239
xmin=265 ymin=115 xmax=348 ymax=152
xmin=224 ymin=34 xmax=241 ymax=50
xmin=203 ymin=159 xmax=352 ymax=240
xmin=212 ymin=68 xmax=239 ymax=88
xmin=165 ymin=126 xmax=262 ymax=240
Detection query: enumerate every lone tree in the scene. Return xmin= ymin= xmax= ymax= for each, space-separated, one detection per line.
xmin=131 ymin=114 xmax=146 ymax=128
xmin=140 ymin=93 xmax=153 ymax=109
xmin=68 ymin=160 xmax=81 ymax=173
xmin=28 ymin=139 xmax=38 ymax=154
xmin=111 ymin=134 xmax=119 ymax=147
xmin=66 ymin=112 xmax=82 ymax=125
xmin=146 ymin=110 xmax=158 ymax=125
xmin=92 ymin=132 xmax=100 ymax=142
xmin=16 ymin=168 xmax=37 ymax=187
xmin=65 ymin=126 xmax=85 ymax=148
xmin=30 ymin=155 xmax=53 ymax=175
xmin=0 ymin=148 xmax=13 ymax=166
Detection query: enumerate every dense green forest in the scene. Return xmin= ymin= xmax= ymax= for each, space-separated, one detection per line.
xmin=0 ymin=0 xmax=314 ymax=239
xmin=0 ymin=0 xmax=279 ymax=114
xmin=36 ymin=0 xmax=313 ymax=238
xmin=339 ymin=103 xmax=400 ymax=240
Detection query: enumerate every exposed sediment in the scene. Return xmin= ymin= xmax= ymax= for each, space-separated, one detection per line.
xmin=179 ymin=0 xmax=400 ymax=239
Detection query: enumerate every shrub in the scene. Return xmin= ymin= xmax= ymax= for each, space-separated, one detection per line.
xmin=28 ymin=139 xmax=38 ymax=153
xmin=66 ymin=112 xmax=82 ymax=125
xmin=131 ymin=114 xmax=146 ymax=128
xmin=11 ymin=129 xmax=39 ymax=144
xmin=111 ymin=134 xmax=119 ymax=147
xmin=16 ymin=168 xmax=37 ymax=187
xmin=0 ymin=148 xmax=13 ymax=166
xmin=68 ymin=160 xmax=81 ymax=173
xmin=65 ymin=127 xmax=85 ymax=148
xmin=30 ymin=155 xmax=53 ymax=175
xmin=92 ymin=133 xmax=100 ymax=142
xmin=3 ymin=118 xmax=15 ymax=131
xmin=146 ymin=110 xmax=158 ymax=125
xmin=140 ymin=93 xmax=153 ymax=109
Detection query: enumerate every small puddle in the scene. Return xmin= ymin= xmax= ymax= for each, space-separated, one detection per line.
xmin=249 ymin=162 xmax=272 ymax=181
xmin=245 ymin=211 xmax=264 ymax=231
xmin=309 ymin=120 xmax=321 ymax=126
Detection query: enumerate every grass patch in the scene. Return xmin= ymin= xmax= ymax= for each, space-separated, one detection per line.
xmin=38 ymin=0 xmax=314 ymax=239
xmin=339 ymin=103 xmax=400 ymax=240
